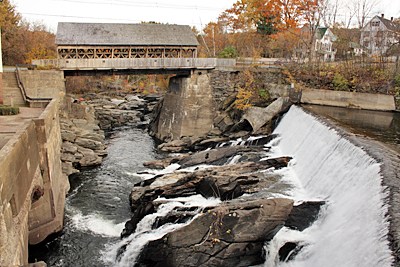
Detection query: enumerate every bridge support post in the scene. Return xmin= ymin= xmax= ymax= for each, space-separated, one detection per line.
xmin=156 ymin=70 xmax=215 ymax=141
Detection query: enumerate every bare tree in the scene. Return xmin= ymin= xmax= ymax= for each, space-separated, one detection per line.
xmin=352 ymin=0 xmax=379 ymax=28
xmin=343 ymin=2 xmax=358 ymax=28
xmin=321 ymin=0 xmax=341 ymax=27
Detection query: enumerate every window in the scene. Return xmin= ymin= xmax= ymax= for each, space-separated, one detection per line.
xmin=371 ymin=21 xmax=380 ymax=27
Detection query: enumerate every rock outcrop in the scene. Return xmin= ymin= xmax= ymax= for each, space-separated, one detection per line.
xmin=87 ymin=93 xmax=162 ymax=130
xmin=59 ymin=94 xmax=162 ymax=176
xmin=123 ymin=153 xmax=292 ymax=238
xmin=136 ymin=198 xmax=294 ymax=267
xmin=116 ymin=126 xmax=328 ymax=267
xmin=149 ymin=93 xmax=292 ymax=153
xmin=59 ymin=105 xmax=106 ymax=176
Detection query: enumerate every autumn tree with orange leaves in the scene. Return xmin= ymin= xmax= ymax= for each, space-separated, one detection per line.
xmin=219 ymin=0 xmax=321 ymax=33
xmin=1 ymin=0 xmax=56 ymax=65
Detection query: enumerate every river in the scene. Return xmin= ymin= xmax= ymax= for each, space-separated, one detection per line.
xmin=29 ymin=125 xmax=169 ymax=266
xmin=29 ymin=105 xmax=400 ymax=266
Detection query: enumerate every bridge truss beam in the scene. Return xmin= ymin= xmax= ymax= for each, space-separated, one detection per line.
xmin=57 ymin=46 xmax=197 ymax=59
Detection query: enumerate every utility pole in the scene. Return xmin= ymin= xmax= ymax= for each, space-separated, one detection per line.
xmin=0 ymin=21 xmax=3 ymax=105
xmin=213 ymin=25 xmax=216 ymax=57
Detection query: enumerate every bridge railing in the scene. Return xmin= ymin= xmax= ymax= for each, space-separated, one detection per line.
xmin=32 ymin=58 xmax=236 ymax=70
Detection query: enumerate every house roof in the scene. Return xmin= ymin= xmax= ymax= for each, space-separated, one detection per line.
xmin=302 ymin=25 xmax=337 ymax=41
xmin=55 ymin=22 xmax=200 ymax=46
xmin=316 ymin=27 xmax=328 ymax=39
xmin=377 ymin=16 xmax=400 ymax=32
xmin=362 ymin=15 xmax=400 ymax=32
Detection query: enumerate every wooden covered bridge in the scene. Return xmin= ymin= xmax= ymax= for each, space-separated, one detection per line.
xmin=33 ymin=22 xmax=235 ymax=76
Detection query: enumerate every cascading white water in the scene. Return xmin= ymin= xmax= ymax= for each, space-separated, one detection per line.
xmin=101 ymin=195 xmax=221 ymax=267
xmin=264 ymin=105 xmax=392 ymax=267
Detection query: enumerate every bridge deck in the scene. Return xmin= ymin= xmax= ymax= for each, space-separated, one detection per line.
xmin=32 ymin=58 xmax=236 ymax=76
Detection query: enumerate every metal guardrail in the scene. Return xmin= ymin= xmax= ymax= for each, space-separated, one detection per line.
xmin=15 ymin=65 xmax=53 ymax=103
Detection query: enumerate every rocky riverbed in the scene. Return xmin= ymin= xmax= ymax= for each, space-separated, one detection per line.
xmin=57 ymin=91 xmax=315 ymax=266
xmin=59 ymin=93 xmax=162 ymax=176
xmin=52 ymin=89 xmax=397 ymax=267
xmin=114 ymin=136 xmax=324 ymax=267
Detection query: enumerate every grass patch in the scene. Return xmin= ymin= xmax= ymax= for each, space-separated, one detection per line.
xmin=0 ymin=105 xmax=20 ymax=115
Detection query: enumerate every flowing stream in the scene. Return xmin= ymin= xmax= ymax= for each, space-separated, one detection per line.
xmin=29 ymin=106 xmax=399 ymax=266
xmin=29 ymin=125 xmax=168 ymax=266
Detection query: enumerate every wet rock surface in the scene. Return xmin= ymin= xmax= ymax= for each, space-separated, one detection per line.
xmin=116 ymin=133 xmax=326 ymax=267
xmin=136 ymin=198 xmax=294 ymax=267
xmin=285 ymin=201 xmax=326 ymax=231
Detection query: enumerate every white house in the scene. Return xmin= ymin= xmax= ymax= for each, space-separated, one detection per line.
xmin=360 ymin=15 xmax=400 ymax=56
xmin=349 ymin=42 xmax=364 ymax=56
xmin=314 ymin=27 xmax=338 ymax=61
xmin=297 ymin=26 xmax=337 ymax=62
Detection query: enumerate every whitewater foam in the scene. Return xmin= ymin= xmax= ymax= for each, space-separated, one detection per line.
xmin=264 ymin=106 xmax=392 ymax=267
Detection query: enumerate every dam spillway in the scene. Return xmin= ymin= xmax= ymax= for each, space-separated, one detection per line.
xmin=265 ymin=105 xmax=393 ymax=266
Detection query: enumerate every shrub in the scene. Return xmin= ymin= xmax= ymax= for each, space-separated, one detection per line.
xmin=0 ymin=105 xmax=19 ymax=115
xmin=333 ymin=73 xmax=349 ymax=91
xmin=394 ymin=74 xmax=400 ymax=88
xmin=258 ymin=89 xmax=270 ymax=100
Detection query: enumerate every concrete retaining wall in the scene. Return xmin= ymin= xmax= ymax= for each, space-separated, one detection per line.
xmin=0 ymin=121 xmax=40 ymax=266
xmin=156 ymin=70 xmax=215 ymax=141
xmin=2 ymin=70 xmax=66 ymax=107
xmin=2 ymin=72 xmax=26 ymax=106
xmin=21 ymin=70 xmax=65 ymax=100
xmin=0 ymin=99 xmax=69 ymax=266
xmin=300 ymin=88 xmax=396 ymax=111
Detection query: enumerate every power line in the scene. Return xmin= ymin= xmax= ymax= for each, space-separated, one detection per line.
xmin=50 ymin=0 xmax=228 ymax=11
xmin=22 ymin=12 xmax=141 ymax=22
xmin=20 ymin=12 xmax=208 ymax=26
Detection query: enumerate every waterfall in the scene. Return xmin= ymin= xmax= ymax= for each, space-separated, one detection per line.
xmin=264 ymin=105 xmax=392 ymax=266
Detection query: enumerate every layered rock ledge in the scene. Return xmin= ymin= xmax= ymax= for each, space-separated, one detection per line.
xmin=119 ymin=140 xmax=324 ymax=266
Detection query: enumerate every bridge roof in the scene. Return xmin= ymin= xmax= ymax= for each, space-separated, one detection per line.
xmin=55 ymin=22 xmax=199 ymax=46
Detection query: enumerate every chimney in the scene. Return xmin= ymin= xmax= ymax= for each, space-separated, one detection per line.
xmin=391 ymin=17 xmax=393 ymax=21
xmin=381 ymin=14 xmax=384 ymax=18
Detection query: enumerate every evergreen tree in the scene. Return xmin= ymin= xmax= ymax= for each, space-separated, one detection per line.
xmin=256 ymin=15 xmax=279 ymax=37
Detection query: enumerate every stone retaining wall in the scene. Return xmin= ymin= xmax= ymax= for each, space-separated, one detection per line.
xmin=0 ymin=99 xmax=68 ymax=266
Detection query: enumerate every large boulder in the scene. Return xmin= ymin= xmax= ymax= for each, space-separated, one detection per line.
xmin=77 ymin=146 xmax=103 ymax=167
xmin=136 ymin=198 xmax=294 ymax=267
xmin=243 ymin=97 xmax=292 ymax=133
xmin=145 ymin=138 xmax=280 ymax=170
xmin=75 ymin=137 xmax=106 ymax=151
xmin=124 ymin=159 xmax=292 ymax=237
xmin=285 ymin=201 xmax=325 ymax=231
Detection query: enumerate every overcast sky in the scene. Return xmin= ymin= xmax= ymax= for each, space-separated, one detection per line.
xmin=11 ymin=0 xmax=400 ymax=33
